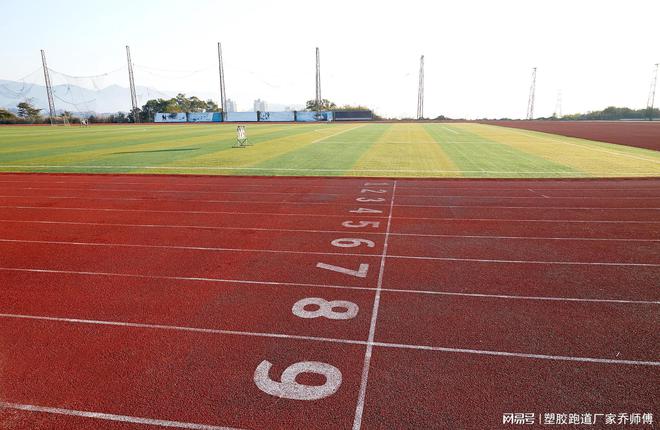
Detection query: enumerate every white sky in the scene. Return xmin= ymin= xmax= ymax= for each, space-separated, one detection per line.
xmin=1 ymin=0 xmax=659 ymax=118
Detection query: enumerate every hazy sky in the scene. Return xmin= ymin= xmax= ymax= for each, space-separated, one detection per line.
xmin=1 ymin=0 xmax=658 ymax=118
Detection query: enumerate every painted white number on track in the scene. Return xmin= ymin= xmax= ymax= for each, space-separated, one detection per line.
xmin=292 ymin=297 xmax=359 ymax=320
xmin=331 ymin=238 xmax=375 ymax=248
xmin=254 ymin=360 xmax=342 ymax=400
xmin=356 ymin=197 xmax=385 ymax=202
xmin=316 ymin=262 xmax=369 ymax=278
xmin=350 ymin=208 xmax=382 ymax=214
xmin=361 ymin=189 xmax=387 ymax=194
xmin=342 ymin=221 xmax=380 ymax=228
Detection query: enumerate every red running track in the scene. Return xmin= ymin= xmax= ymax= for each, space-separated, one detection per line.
xmin=0 ymin=173 xmax=658 ymax=430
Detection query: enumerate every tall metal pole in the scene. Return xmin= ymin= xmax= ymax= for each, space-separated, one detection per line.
xmin=554 ymin=89 xmax=562 ymax=119
xmin=526 ymin=67 xmax=537 ymax=120
xmin=126 ymin=45 xmax=139 ymax=123
xmin=647 ymin=63 xmax=659 ymax=121
xmin=315 ymin=47 xmax=322 ymax=112
xmin=417 ymin=55 xmax=424 ymax=120
xmin=40 ymin=50 xmax=56 ymax=125
xmin=217 ymin=42 xmax=227 ymax=113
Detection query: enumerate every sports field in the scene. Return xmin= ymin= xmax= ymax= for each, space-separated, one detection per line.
xmin=1 ymin=122 xmax=659 ymax=177
xmin=0 ymin=122 xmax=658 ymax=429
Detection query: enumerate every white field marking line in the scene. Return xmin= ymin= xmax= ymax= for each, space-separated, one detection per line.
xmin=353 ymin=181 xmax=397 ymax=430
xmin=441 ymin=126 xmax=459 ymax=135
xmin=1 ymin=194 xmax=657 ymax=211
xmin=0 ymin=205 xmax=386 ymax=219
xmin=1 ymin=267 xmax=658 ymax=305
xmin=8 ymin=186 xmax=660 ymax=201
xmin=0 ymin=402 xmax=243 ymax=430
xmin=1 ymin=313 xmax=659 ymax=367
xmin=2 ymin=219 xmax=658 ymax=242
xmin=387 ymin=255 xmax=660 ymax=267
xmin=515 ymin=130 xmax=660 ymax=164
xmin=311 ymin=124 xmax=366 ymax=143
xmin=1 ymin=179 xmax=659 ymax=193
xmin=0 ymin=164 xmax=658 ymax=175
xmin=0 ymin=238 xmax=382 ymax=259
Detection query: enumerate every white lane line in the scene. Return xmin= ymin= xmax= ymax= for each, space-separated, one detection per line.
xmin=0 ymin=164 xmax=657 ymax=175
xmin=0 ymin=194 xmax=387 ymax=207
xmin=1 ymin=313 xmax=658 ymax=367
xmin=0 ymin=219 xmax=383 ymax=236
xmin=2 ymin=195 xmax=657 ymax=210
xmin=0 ymin=267 xmax=367 ymax=292
xmin=371 ymin=342 xmax=660 ymax=367
xmin=1 ymin=238 xmax=657 ymax=266
xmin=387 ymin=255 xmax=660 ymax=267
xmin=7 ymin=185 xmax=660 ymax=200
xmin=353 ymin=181 xmax=397 ymax=430
xmin=0 ymin=238 xmax=380 ymax=259
xmin=1 ymin=219 xmax=657 ymax=242
xmin=0 ymin=205 xmax=386 ymax=219
xmin=381 ymin=288 xmax=660 ymax=305
xmin=514 ymin=130 xmax=660 ymax=164
xmin=0 ymin=401 xmax=244 ymax=430
xmin=1 ymin=204 xmax=658 ymax=223
xmin=1 ymin=179 xmax=658 ymax=192
xmin=2 ymin=267 xmax=659 ymax=305
xmin=396 ymin=204 xmax=660 ymax=210
xmin=391 ymin=231 xmax=660 ymax=242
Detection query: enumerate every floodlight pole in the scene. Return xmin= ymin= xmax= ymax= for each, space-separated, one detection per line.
xmin=417 ymin=55 xmax=424 ymax=120
xmin=647 ymin=63 xmax=659 ymax=121
xmin=126 ymin=45 xmax=140 ymax=123
xmin=218 ymin=42 xmax=227 ymax=114
xmin=526 ymin=67 xmax=537 ymax=120
xmin=554 ymin=89 xmax=562 ymax=118
xmin=315 ymin=47 xmax=322 ymax=113
xmin=40 ymin=49 xmax=56 ymax=125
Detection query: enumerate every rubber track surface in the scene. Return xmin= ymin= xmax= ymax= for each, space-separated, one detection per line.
xmin=0 ymin=173 xmax=658 ymax=430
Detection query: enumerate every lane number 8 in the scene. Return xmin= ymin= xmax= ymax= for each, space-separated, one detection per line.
xmin=292 ymin=297 xmax=359 ymax=320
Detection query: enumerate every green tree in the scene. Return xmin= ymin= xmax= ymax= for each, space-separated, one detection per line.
xmin=0 ymin=108 xmax=17 ymax=122
xmin=16 ymin=100 xmax=42 ymax=122
xmin=139 ymin=95 xmax=221 ymax=122
xmin=305 ymin=99 xmax=337 ymax=111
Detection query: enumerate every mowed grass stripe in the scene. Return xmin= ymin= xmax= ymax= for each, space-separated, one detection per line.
xmin=427 ymin=124 xmax=580 ymax=177
xmin=1 ymin=123 xmax=659 ymax=177
xmin=469 ymin=124 xmax=660 ymax=176
xmin=350 ymin=123 xmax=458 ymax=176
xmin=0 ymin=124 xmax=318 ymax=173
xmin=138 ymin=123 xmax=356 ymax=174
xmin=0 ymin=124 xmax=235 ymax=157
xmin=231 ymin=124 xmax=382 ymax=176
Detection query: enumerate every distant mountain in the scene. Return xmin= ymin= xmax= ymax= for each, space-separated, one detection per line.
xmin=0 ymin=80 xmax=180 ymax=115
xmin=0 ymin=79 xmax=303 ymax=115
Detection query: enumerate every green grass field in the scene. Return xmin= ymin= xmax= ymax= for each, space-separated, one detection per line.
xmin=0 ymin=122 xmax=658 ymax=177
